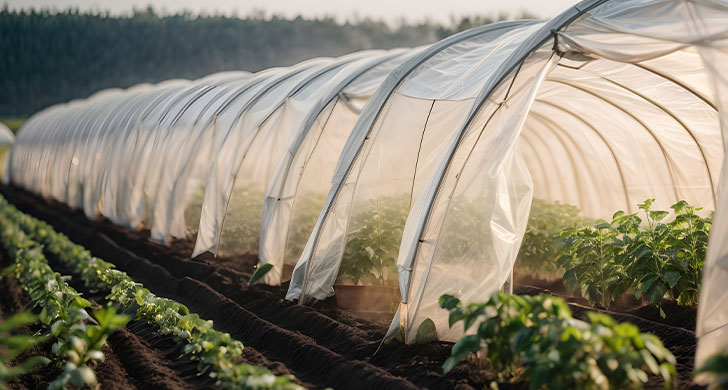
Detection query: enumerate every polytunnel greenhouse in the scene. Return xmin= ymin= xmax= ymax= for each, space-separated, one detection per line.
xmin=0 ymin=121 xmax=13 ymax=180
xmin=4 ymin=0 xmax=728 ymax=385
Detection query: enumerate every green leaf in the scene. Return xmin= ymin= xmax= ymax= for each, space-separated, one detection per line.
xmin=649 ymin=210 xmax=669 ymax=222
xmin=446 ymin=334 xmax=481 ymax=371
xmin=413 ymin=318 xmax=438 ymax=344
xmin=249 ymin=263 xmax=274 ymax=285
xmin=641 ymin=274 xmax=659 ymax=293
xmin=73 ymin=297 xmax=91 ymax=309
xmin=645 ymin=282 xmax=667 ymax=305
xmin=442 ymin=356 xmax=461 ymax=374
xmin=448 ymin=309 xmax=465 ymax=328
xmin=1 ymin=264 xmax=16 ymax=276
xmin=670 ymin=200 xmax=689 ymax=214
xmin=0 ymin=312 xmax=37 ymax=332
xmin=664 ymin=271 xmax=680 ymax=289
xmin=439 ymin=294 xmax=460 ymax=311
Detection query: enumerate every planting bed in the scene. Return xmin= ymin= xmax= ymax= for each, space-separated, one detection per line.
xmin=0 ymin=185 xmax=705 ymax=389
xmin=0 ymin=244 xmax=213 ymax=390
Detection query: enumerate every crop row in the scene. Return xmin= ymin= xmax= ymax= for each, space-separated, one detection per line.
xmin=0 ymin=196 xmax=303 ymax=390
xmin=0 ymin=207 xmax=129 ymax=389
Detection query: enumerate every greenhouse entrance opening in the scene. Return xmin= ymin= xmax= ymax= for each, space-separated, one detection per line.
xmin=511 ymin=47 xmax=720 ymax=304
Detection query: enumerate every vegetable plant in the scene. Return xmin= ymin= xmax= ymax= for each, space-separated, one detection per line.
xmin=440 ymin=293 xmax=677 ymax=389
xmin=557 ymin=219 xmax=632 ymax=309
xmin=515 ymin=199 xmax=594 ymax=279
xmin=338 ymin=195 xmax=408 ymax=287
xmin=625 ymin=200 xmax=709 ymax=312
xmin=49 ymin=307 xmax=129 ymax=390
xmin=0 ymin=312 xmax=50 ymax=389
xmin=0 ymin=196 xmax=303 ymax=390
xmin=557 ymin=199 xmax=711 ymax=315
xmin=0 ymin=217 xmax=105 ymax=389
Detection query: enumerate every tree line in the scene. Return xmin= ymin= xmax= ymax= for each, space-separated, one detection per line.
xmin=0 ymin=7 xmax=520 ymax=116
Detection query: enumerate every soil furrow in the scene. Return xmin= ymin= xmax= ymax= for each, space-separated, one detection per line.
xmin=2 ymin=185 xmax=704 ymax=389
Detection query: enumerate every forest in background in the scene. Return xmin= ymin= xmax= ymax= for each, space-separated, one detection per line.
xmin=0 ymin=6 xmax=524 ymax=117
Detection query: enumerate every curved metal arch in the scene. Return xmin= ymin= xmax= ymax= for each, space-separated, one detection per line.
xmin=587 ymin=69 xmax=718 ymax=205
xmin=253 ymin=52 xmax=379 ymax=130
xmin=533 ymin=98 xmax=633 ymax=211
xmin=546 ymin=77 xmax=682 ymax=200
xmin=394 ymin=0 xmax=613 ymax=338
xmin=294 ymin=18 xmax=542 ymax=303
xmin=216 ymin=59 xmax=333 ymax=146
xmin=259 ymin=50 xmax=411 ymax=268
xmin=525 ymin=111 xmax=589 ymax=208
xmin=210 ymin=57 xmax=368 ymax=254
xmin=517 ymin=131 xmax=554 ymax=200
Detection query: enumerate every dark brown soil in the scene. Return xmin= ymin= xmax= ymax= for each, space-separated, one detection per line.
xmin=0 ymin=254 xmax=137 ymax=390
xmin=0 ymin=271 xmax=63 ymax=390
xmin=0 ymin=236 xmax=211 ymax=390
xmin=0 ymin=185 xmax=706 ymax=389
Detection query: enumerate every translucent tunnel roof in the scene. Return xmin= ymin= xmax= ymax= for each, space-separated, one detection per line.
xmin=6 ymin=0 xmax=728 ymax=371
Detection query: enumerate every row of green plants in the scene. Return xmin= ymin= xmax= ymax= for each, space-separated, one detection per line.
xmin=0 ymin=196 xmax=303 ymax=390
xmin=0 ymin=210 xmax=129 ymax=389
xmin=335 ymin=196 xmax=592 ymax=288
xmin=439 ymin=292 xmax=677 ymax=389
xmin=557 ymin=199 xmax=710 ymax=316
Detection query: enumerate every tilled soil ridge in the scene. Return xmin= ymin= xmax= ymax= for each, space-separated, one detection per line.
xmin=2 ymin=185 xmax=704 ymax=389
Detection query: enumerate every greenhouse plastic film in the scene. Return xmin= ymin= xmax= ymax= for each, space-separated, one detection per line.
xmin=396 ymin=48 xmax=556 ymax=343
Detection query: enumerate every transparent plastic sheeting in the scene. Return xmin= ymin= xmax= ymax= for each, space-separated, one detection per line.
xmin=0 ymin=123 xmax=13 ymax=146
xmin=258 ymin=49 xmax=418 ymax=285
xmin=285 ymin=0 xmax=728 ymax=350
xmin=7 ymin=0 xmax=728 ymax=367
xmin=286 ymin=20 xmax=545 ymax=302
xmin=191 ymin=50 xmax=414 ymax=260
xmin=552 ymin=0 xmax=728 ymax=368
xmin=0 ymin=122 xmax=13 ymax=180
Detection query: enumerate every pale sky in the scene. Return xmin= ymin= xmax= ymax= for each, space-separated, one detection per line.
xmin=5 ymin=0 xmax=580 ymax=24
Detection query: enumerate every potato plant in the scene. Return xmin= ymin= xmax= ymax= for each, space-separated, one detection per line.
xmin=49 ymin=307 xmax=129 ymax=390
xmin=0 ymin=214 xmax=119 ymax=390
xmin=557 ymin=221 xmax=632 ymax=309
xmin=439 ymin=293 xmax=676 ymax=389
xmin=625 ymin=200 xmax=709 ymax=310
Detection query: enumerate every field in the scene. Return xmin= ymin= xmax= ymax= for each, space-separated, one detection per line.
xmin=0 ymin=185 xmax=706 ymax=390
xmin=0 ymin=119 xmax=26 ymax=133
